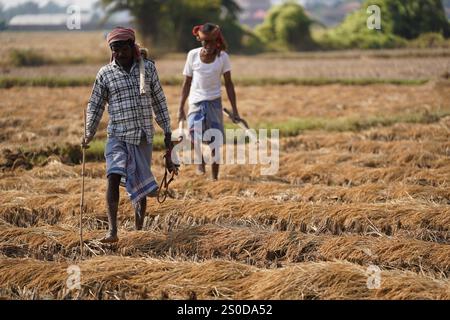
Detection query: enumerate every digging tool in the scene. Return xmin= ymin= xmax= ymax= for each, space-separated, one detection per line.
xmin=79 ymin=110 xmax=86 ymax=259
xmin=223 ymin=108 xmax=258 ymax=143
xmin=223 ymin=108 xmax=276 ymax=176
xmin=178 ymin=120 xmax=185 ymax=143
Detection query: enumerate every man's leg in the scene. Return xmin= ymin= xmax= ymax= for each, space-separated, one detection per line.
xmin=135 ymin=197 xmax=146 ymax=230
xmin=207 ymin=100 xmax=224 ymax=181
xmin=101 ymin=173 xmax=121 ymax=243
xmin=197 ymin=156 xmax=206 ymax=175
xmin=211 ymin=148 xmax=219 ymax=180
xmin=189 ymin=112 xmax=206 ymax=175
xmin=211 ymin=163 xmax=219 ymax=180
xmin=192 ymin=140 xmax=206 ymax=175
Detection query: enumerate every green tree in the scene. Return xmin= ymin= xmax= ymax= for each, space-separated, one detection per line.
xmin=101 ymin=0 xmax=166 ymax=47
xmin=167 ymin=0 xmax=222 ymax=51
xmin=385 ymin=0 xmax=449 ymax=39
xmin=255 ymin=2 xmax=315 ymax=51
xmin=101 ymin=0 xmax=243 ymax=52
xmin=319 ymin=0 xmax=450 ymax=49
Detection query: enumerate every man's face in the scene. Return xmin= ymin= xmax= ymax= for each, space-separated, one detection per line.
xmin=111 ymin=41 xmax=133 ymax=66
xmin=201 ymin=39 xmax=217 ymax=55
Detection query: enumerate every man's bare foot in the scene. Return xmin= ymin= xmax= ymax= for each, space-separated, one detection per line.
xmin=99 ymin=232 xmax=119 ymax=243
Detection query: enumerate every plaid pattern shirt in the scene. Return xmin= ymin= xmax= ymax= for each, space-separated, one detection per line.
xmin=86 ymin=59 xmax=171 ymax=145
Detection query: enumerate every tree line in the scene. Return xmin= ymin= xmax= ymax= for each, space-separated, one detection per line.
xmin=101 ymin=0 xmax=449 ymax=52
xmin=1 ymin=0 xmax=449 ymax=51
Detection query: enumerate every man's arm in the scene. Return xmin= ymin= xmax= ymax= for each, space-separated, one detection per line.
xmin=83 ymin=73 xmax=108 ymax=145
xmin=178 ymin=76 xmax=192 ymax=122
xmin=223 ymin=71 xmax=240 ymax=122
xmin=149 ymin=63 xmax=172 ymax=139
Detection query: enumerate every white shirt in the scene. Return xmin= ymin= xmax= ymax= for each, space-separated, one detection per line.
xmin=183 ymin=47 xmax=231 ymax=106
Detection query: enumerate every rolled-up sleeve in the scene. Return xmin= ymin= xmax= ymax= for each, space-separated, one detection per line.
xmin=86 ymin=71 xmax=108 ymax=139
xmin=150 ymin=63 xmax=171 ymax=135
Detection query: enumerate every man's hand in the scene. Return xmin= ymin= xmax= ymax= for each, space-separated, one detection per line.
xmin=164 ymin=132 xmax=173 ymax=150
xmin=164 ymin=132 xmax=179 ymax=174
xmin=81 ymin=135 xmax=92 ymax=149
xmin=231 ymin=110 xmax=241 ymax=124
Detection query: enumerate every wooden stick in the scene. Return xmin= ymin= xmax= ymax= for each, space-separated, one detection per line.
xmin=79 ymin=109 xmax=86 ymax=259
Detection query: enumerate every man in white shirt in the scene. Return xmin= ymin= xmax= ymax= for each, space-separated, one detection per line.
xmin=178 ymin=23 xmax=241 ymax=180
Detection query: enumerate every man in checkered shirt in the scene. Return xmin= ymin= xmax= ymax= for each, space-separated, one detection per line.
xmin=81 ymin=27 xmax=175 ymax=243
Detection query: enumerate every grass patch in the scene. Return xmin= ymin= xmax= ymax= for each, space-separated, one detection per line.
xmin=9 ymin=49 xmax=51 ymax=67
xmin=257 ymin=109 xmax=450 ymax=137
xmin=3 ymin=110 xmax=447 ymax=168
xmin=0 ymin=77 xmax=94 ymax=88
xmin=0 ymin=76 xmax=427 ymax=89
xmin=84 ymin=139 xmax=106 ymax=162
xmin=82 ymin=112 xmax=448 ymax=147
xmin=2 ymin=133 xmax=166 ymax=169
xmin=4 ymin=49 xmax=108 ymax=67
xmin=152 ymin=134 xmax=166 ymax=150
xmin=256 ymin=48 xmax=450 ymax=60
xmin=232 ymin=78 xmax=427 ymax=86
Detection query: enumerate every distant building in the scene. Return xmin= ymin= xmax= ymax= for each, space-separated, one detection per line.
xmin=237 ymin=0 xmax=271 ymax=28
xmin=8 ymin=12 xmax=91 ymax=30
xmin=7 ymin=11 xmax=133 ymax=31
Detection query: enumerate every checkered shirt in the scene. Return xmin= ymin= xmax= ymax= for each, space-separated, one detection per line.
xmin=85 ymin=59 xmax=171 ymax=145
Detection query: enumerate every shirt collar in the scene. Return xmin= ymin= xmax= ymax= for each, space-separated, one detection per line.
xmin=111 ymin=59 xmax=137 ymax=72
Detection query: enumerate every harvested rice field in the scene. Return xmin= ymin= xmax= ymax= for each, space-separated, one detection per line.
xmin=1 ymin=81 xmax=448 ymax=150
xmin=1 ymin=30 xmax=449 ymax=300
xmin=0 ymin=76 xmax=449 ymax=300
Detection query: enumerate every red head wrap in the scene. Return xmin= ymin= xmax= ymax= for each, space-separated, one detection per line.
xmin=192 ymin=24 xmax=227 ymax=52
xmin=106 ymin=27 xmax=141 ymax=62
